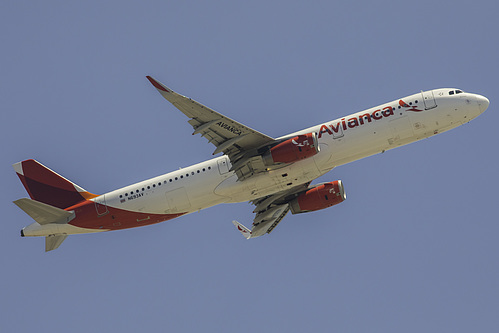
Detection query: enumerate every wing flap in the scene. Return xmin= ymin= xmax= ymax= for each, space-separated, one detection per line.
xmin=232 ymin=183 xmax=312 ymax=239
xmin=232 ymin=204 xmax=290 ymax=239
xmin=251 ymin=205 xmax=290 ymax=237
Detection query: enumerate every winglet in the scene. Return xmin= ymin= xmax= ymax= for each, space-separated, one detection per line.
xmin=146 ymin=76 xmax=171 ymax=93
xmin=232 ymin=221 xmax=252 ymax=239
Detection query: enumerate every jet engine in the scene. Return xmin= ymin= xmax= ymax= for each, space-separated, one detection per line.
xmin=263 ymin=132 xmax=319 ymax=166
xmin=289 ymin=181 xmax=346 ymax=214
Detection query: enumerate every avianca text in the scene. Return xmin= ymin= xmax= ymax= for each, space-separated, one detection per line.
xmin=318 ymin=106 xmax=394 ymax=138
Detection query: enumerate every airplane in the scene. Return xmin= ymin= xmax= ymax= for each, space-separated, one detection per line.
xmin=13 ymin=76 xmax=490 ymax=251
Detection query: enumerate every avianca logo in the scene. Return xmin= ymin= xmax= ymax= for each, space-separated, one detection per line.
xmin=318 ymin=106 xmax=395 ymax=139
xmin=237 ymin=225 xmax=249 ymax=234
xmin=216 ymin=121 xmax=243 ymax=135
xmin=292 ymin=137 xmax=311 ymax=147
xmin=399 ymin=99 xmax=423 ymax=112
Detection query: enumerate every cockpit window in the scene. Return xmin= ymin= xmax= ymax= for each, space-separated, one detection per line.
xmin=456 ymin=90 xmax=463 ymax=94
xmin=449 ymin=90 xmax=463 ymax=95
xmin=449 ymin=91 xmax=454 ymax=95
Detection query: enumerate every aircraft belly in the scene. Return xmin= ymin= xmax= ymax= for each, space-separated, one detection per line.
xmin=214 ymin=159 xmax=321 ymax=202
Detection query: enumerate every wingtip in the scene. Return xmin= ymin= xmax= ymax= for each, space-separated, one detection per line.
xmin=232 ymin=220 xmax=252 ymax=239
xmin=146 ymin=76 xmax=170 ymax=92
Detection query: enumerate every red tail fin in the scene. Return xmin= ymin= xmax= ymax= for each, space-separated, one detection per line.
xmin=13 ymin=159 xmax=97 ymax=209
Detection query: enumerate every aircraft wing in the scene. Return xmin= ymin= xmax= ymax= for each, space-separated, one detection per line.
xmin=147 ymin=76 xmax=276 ymax=175
xmin=233 ymin=205 xmax=289 ymax=239
xmin=232 ymin=183 xmax=311 ymax=238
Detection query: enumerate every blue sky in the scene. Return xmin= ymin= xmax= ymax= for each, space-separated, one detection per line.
xmin=1 ymin=1 xmax=498 ymax=332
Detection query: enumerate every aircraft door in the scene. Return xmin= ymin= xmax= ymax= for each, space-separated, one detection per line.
xmin=421 ymin=90 xmax=437 ymax=110
xmin=217 ymin=157 xmax=230 ymax=174
xmin=94 ymin=195 xmax=109 ymax=216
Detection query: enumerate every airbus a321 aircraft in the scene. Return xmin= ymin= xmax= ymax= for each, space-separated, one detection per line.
xmin=13 ymin=77 xmax=490 ymax=251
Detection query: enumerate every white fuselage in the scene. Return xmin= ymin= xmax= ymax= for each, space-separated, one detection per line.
xmin=106 ymin=89 xmax=485 ymax=212
xmin=23 ymin=88 xmax=488 ymax=237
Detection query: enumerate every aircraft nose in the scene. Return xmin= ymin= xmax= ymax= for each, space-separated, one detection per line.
xmin=476 ymin=94 xmax=490 ymax=113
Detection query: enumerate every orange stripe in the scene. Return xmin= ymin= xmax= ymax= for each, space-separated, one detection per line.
xmin=79 ymin=191 xmax=99 ymax=200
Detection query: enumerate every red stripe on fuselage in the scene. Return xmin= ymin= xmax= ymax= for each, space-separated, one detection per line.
xmin=65 ymin=200 xmax=185 ymax=231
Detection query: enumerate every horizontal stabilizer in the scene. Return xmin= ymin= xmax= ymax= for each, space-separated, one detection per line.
xmin=45 ymin=234 xmax=68 ymax=252
xmin=232 ymin=221 xmax=252 ymax=239
xmin=14 ymin=198 xmax=75 ymax=225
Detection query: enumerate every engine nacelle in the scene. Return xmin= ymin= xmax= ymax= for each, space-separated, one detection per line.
xmin=263 ymin=132 xmax=319 ymax=166
xmin=289 ymin=181 xmax=346 ymax=214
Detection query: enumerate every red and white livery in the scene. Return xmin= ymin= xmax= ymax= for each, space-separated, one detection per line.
xmin=13 ymin=77 xmax=489 ymax=251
